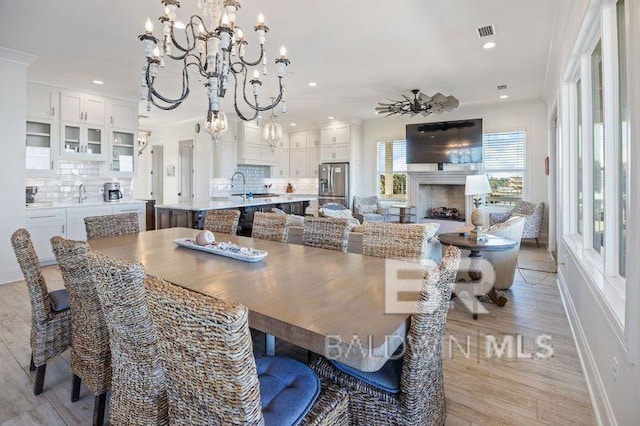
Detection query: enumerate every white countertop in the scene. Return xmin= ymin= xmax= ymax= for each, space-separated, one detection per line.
xmin=25 ymin=199 xmax=147 ymax=210
xmin=156 ymin=196 xmax=316 ymax=211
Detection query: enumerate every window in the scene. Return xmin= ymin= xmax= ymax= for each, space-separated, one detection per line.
xmin=377 ymin=140 xmax=407 ymax=200
xmin=576 ymin=79 xmax=584 ymax=235
xmin=591 ymin=41 xmax=605 ymax=254
xmin=482 ymin=131 xmax=526 ymax=205
xmin=617 ymin=0 xmax=628 ymax=277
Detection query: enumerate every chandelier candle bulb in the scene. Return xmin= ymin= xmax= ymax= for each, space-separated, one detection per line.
xmin=145 ymin=18 xmax=153 ymax=33
xmin=280 ymin=46 xmax=287 ymax=58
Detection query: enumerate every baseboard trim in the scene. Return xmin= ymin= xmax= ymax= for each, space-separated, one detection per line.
xmin=557 ymin=271 xmax=617 ymax=426
xmin=0 ymin=265 xmax=23 ymax=285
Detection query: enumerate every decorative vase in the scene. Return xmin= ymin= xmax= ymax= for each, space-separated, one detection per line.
xmin=471 ymin=208 xmax=485 ymax=227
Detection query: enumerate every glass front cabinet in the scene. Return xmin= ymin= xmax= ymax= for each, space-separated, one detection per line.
xmin=109 ymin=129 xmax=136 ymax=174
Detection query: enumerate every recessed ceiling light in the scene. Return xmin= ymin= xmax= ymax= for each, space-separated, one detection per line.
xmin=328 ymin=116 xmax=334 ymax=120
xmin=290 ymin=123 xmax=297 ymax=126
xmin=174 ymin=21 xmax=186 ymax=29
xmin=93 ymin=80 xmax=104 ymax=85
xmin=308 ymin=82 xmax=317 ymax=87
xmin=483 ymin=41 xmax=496 ymax=49
xmin=500 ymin=94 xmax=509 ymax=99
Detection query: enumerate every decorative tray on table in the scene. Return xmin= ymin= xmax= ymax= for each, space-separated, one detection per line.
xmin=174 ymin=238 xmax=268 ymax=263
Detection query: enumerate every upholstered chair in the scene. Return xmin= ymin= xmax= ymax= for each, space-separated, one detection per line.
xmin=144 ymin=277 xmax=349 ymax=425
xmin=362 ymin=222 xmax=434 ymax=263
xmin=10 ymin=229 xmax=72 ymax=396
xmin=311 ymin=245 xmax=461 ymax=426
xmin=303 ymin=217 xmax=352 ymax=252
xmin=484 ymin=216 xmax=525 ymax=290
xmin=352 ymin=195 xmax=388 ymax=223
xmin=252 ymin=211 xmax=289 ymax=243
xmin=489 ymin=201 xmax=544 ymax=247
xmin=84 ymin=212 xmax=139 ymax=240
xmin=87 ymin=252 xmax=169 ymax=426
xmin=50 ymin=237 xmax=111 ymax=426
xmin=204 ymin=209 xmax=241 ymax=235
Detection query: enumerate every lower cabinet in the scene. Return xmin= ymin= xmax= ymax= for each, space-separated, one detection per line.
xmin=26 ymin=202 xmax=147 ymax=265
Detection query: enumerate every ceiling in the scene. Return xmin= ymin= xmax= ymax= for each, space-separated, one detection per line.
xmin=0 ymin=0 xmax=558 ymax=127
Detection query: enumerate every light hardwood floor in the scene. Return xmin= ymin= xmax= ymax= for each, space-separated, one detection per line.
xmin=0 ymin=243 xmax=595 ymax=425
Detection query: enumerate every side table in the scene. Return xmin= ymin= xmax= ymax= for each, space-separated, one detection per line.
xmin=387 ymin=205 xmax=416 ymax=223
xmin=437 ymin=232 xmax=516 ymax=319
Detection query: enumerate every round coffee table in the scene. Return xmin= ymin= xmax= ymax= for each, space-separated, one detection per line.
xmin=437 ymin=232 xmax=516 ymax=319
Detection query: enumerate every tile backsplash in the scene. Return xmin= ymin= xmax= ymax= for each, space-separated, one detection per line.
xmin=26 ymin=161 xmax=134 ymax=203
xmin=210 ymin=165 xmax=318 ymax=197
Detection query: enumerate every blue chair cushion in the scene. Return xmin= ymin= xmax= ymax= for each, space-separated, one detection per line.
xmin=256 ymin=356 xmax=320 ymax=426
xmin=330 ymin=356 xmax=403 ymax=394
xmin=48 ymin=289 xmax=70 ymax=312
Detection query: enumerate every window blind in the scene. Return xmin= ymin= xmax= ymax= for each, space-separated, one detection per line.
xmin=377 ymin=140 xmax=407 ymax=172
xmin=483 ymin=131 xmax=526 ymax=170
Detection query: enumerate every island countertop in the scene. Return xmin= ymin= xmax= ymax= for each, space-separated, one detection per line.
xmin=156 ymin=196 xmax=316 ymax=211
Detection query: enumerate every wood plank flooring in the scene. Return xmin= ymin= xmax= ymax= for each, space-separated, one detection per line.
xmin=0 ymin=242 xmax=595 ymax=425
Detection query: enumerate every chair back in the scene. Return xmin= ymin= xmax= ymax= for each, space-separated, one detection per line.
xmin=10 ymin=229 xmax=53 ymax=323
xmin=50 ymin=236 xmax=111 ymax=395
xmin=303 ymin=217 xmax=352 ymax=252
xmin=204 ymin=209 xmax=241 ymax=235
xmin=84 ymin=212 xmax=139 ymax=240
xmin=252 ymin=212 xmax=288 ymax=243
xmin=87 ymin=251 xmax=169 ymax=425
xmin=352 ymin=196 xmax=379 ymax=214
xmin=400 ymin=245 xmax=461 ymax=425
xmin=485 ymin=216 xmax=525 ymax=289
xmin=144 ymin=277 xmax=263 ymax=424
xmin=362 ymin=222 xmax=429 ymax=261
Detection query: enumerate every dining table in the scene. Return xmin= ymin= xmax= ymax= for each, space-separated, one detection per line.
xmin=88 ymin=227 xmax=413 ymax=372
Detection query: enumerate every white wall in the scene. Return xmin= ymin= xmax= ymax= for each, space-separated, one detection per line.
xmin=546 ymin=1 xmax=640 ymax=424
xmin=0 ymin=48 xmax=36 ymax=283
xmin=361 ymin=100 xmax=549 ymax=237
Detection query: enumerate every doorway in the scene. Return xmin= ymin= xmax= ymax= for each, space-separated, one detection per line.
xmin=178 ymin=139 xmax=194 ymax=203
xmin=151 ymin=145 xmax=164 ymax=205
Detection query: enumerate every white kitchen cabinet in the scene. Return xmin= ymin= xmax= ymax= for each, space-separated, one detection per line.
xmin=276 ymin=132 xmax=289 ymax=150
xmin=289 ymin=131 xmax=308 ymax=149
xmin=26 ymin=209 xmax=66 ymax=265
xmin=108 ymin=129 xmax=137 ymax=175
xmin=66 ymin=206 xmax=113 ymax=241
xmin=27 ymin=84 xmax=59 ymax=120
xmin=237 ymin=122 xmax=277 ymax=165
xmin=307 ymin=146 xmax=320 ymax=178
xmin=60 ymin=122 xmax=107 ymax=160
xmin=289 ymin=149 xmax=308 ymax=178
xmin=320 ymin=125 xmax=350 ymax=146
xmin=109 ymin=100 xmax=137 ymax=129
xmin=308 ymin=130 xmax=320 ymax=148
xmin=319 ymin=123 xmax=362 ymax=163
xmin=61 ymin=91 xmax=106 ymax=125
xmin=273 ymin=149 xmax=290 ymax=178
xmin=112 ymin=203 xmax=146 ymax=230
xmin=25 ymin=120 xmax=56 ymax=174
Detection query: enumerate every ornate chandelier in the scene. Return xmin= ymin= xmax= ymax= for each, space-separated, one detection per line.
xmin=376 ymin=89 xmax=459 ymax=117
xmin=139 ymin=0 xmax=291 ymax=132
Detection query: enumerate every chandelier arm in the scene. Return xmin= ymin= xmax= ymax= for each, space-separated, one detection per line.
xmin=169 ymin=15 xmax=205 ymax=54
xmin=146 ymin=61 xmax=191 ymax=108
xmin=237 ymin=43 xmax=265 ymax=67
xmin=230 ymin=70 xmax=259 ymax=121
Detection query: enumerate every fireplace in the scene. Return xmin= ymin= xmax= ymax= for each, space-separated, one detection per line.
xmin=406 ymin=169 xmax=478 ymax=230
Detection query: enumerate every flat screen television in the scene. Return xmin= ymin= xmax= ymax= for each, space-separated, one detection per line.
xmin=406 ymin=118 xmax=483 ymax=165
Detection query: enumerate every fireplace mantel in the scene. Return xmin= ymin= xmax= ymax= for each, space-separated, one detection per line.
xmin=407 ymin=170 xmax=478 ymax=226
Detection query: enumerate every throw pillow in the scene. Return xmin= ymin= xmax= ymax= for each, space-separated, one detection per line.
xmin=357 ymin=204 xmax=378 ymax=214
xmin=286 ymin=214 xmax=305 ymax=227
xmin=320 ymin=208 xmax=355 ymax=220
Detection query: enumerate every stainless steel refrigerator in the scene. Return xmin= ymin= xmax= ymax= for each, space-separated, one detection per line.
xmin=318 ymin=162 xmax=350 ymax=208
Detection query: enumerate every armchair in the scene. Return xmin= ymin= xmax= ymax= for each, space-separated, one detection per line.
xmin=352 ymin=196 xmax=388 ymax=223
xmin=484 ymin=216 xmax=525 ymax=290
xmin=489 ymin=201 xmax=544 ymax=247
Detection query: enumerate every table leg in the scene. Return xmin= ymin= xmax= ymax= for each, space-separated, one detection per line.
xmin=485 ymin=287 xmax=508 ymax=307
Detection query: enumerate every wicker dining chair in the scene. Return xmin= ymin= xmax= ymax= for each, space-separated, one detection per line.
xmin=252 ymin=211 xmax=289 ymax=243
xmin=311 ymin=245 xmax=461 ymax=426
xmin=87 ymin=252 xmax=169 ymax=426
xmin=203 ymin=209 xmax=241 ymax=235
xmin=362 ymin=222 xmax=430 ymax=262
xmin=50 ymin=237 xmax=111 ymax=426
xmin=144 ymin=277 xmax=349 ymax=426
xmin=10 ymin=229 xmax=72 ymax=396
xmin=303 ymin=217 xmax=352 ymax=252
xmin=84 ymin=212 xmax=139 ymax=240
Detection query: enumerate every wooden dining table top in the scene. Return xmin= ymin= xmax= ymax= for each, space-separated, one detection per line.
xmin=88 ymin=227 xmax=411 ymax=371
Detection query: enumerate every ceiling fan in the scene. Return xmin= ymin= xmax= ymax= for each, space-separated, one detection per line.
xmin=376 ymin=89 xmax=459 ymax=117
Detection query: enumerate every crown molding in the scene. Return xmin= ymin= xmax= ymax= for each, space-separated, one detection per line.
xmin=0 ymin=47 xmax=38 ymax=66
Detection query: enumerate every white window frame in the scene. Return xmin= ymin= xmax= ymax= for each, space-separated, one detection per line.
xmin=481 ymin=130 xmax=527 ymax=206
xmin=376 ymin=140 xmax=407 ymax=201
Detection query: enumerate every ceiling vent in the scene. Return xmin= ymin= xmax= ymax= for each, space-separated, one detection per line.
xmin=497 ymin=84 xmax=508 ymax=90
xmin=477 ymin=24 xmax=496 ymax=38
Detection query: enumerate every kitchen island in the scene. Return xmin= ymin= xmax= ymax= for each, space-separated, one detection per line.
xmin=155 ymin=196 xmax=315 ymax=232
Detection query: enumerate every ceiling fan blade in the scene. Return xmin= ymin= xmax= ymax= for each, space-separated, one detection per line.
xmin=417 ymin=93 xmax=432 ymax=103
xmin=385 ymin=112 xmax=396 ymax=117
xmin=402 ymin=95 xmax=413 ymax=102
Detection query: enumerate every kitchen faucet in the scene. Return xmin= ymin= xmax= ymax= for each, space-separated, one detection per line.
xmin=230 ymin=171 xmax=246 ymax=202
xmin=79 ymin=184 xmax=87 ymax=204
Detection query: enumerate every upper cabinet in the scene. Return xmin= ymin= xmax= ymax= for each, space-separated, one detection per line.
xmin=106 ymin=99 xmax=139 ymax=176
xmin=61 ymin=91 xmax=106 ymax=125
xmin=109 ymin=101 xmax=138 ymax=129
xmin=237 ymin=122 xmax=278 ymax=166
xmin=319 ymin=123 xmax=362 ymax=162
xmin=60 ymin=123 xmax=106 ymax=161
xmin=27 ymin=84 xmax=59 ymax=120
